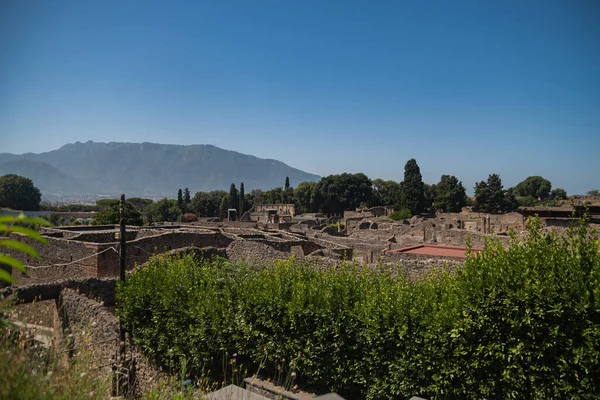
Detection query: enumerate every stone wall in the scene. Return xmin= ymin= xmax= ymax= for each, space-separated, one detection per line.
xmin=382 ymin=252 xmax=464 ymax=279
xmin=7 ymin=233 xmax=101 ymax=273
xmin=12 ymin=263 xmax=91 ymax=286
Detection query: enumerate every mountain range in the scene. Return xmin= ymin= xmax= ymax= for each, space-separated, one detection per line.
xmin=0 ymin=141 xmax=320 ymax=198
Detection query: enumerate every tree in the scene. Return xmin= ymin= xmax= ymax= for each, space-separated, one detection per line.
xmin=239 ymin=182 xmax=245 ymax=217
xmin=191 ymin=190 xmax=227 ymax=217
xmin=0 ymin=174 xmax=42 ymax=211
xmin=474 ymin=174 xmax=506 ymax=213
xmin=313 ymin=173 xmax=373 ymax=214
xmin=127 ymin=198 xmax=154 ymax=213
xmin=551 ymin=188 xmax=567 ymax=200
xmin=434 ymin=175 xmax=467 ymax=213
xmin=91 ymin=200 xmax=143 ymax=226
xmin=285 ymin=176 xmax=290 ymax=190
xmin=402 ymin=159 xmax=425 ymax=215
xmin=371 ymin=179 xmax=401 ymax=207
xmin=144 ymin=198 xmax=182 ymax=224
xmin=250 ymin=189 xmax=264 ymax=205
xmin=293 ymin=181 xmax=317 ymax=213
xmin=423 ymin=183 xmax=436 ymax=211
xmin=228 ymin=184 xmax=239 ymax=215
xmin=219 ymin=195 xmax=229 ymax=221
xmin=263 ymin=188 xmax=283 ymax=204
xmin=514 ymin=176 xmax=552 ymax=199
xmin=183 ymin=188 xmax=191 ymax=205
xmin=587 ymin=189 xmax=600 ymax=197
xmin=177 ymin=189 xmax=184 ymax=211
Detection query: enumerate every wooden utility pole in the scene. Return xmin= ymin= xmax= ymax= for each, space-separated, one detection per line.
xmin=119 ymin=194 xmax=127 ymax=283
xmin=116 ymin=194 xmax=128 ymax=397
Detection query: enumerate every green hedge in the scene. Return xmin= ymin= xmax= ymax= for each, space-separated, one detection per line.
xmin=117 ymin=218 xmax=600 ymax=399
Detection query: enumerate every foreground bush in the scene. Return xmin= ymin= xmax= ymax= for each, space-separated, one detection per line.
xmin=117 ymin=218 xmax=600 ymax=399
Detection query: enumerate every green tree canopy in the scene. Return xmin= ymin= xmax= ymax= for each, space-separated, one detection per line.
xmin=183 ymin=188 xmax=191 ymax=204
xmin=0 ymin=174 xmax=42 ymax=211
xmin=293 ymin=181 xmax=317 ymax=213
xmin=144 ymin=198 xmax=182 ymax=224
xmin=587 ymin=189 xmax=600 ymax=196
xmin=434 ymin=175 xmax=467 ymax=213
xmin=474 ymin=174 xmax=506 ymax=213
xmin=313 ymin=173 xmax=373 ymax=214
xmin=91 ymin=200 xmax=143 ymax=226
xmin=371 ymin=179 xmax=401 ymax=207
xmin=127 ymin=198 xmax=154 ymax=213
xmin=550 ymin=188 xmax=567 ymax=200
xmin=401 ymin=159 xmax=424 ymax=215
xmin=191 ymin=190 xmax=226 ymax=217
xmin=514 ymin=176 xmax=552 ymax=199
xmin=263 ymin=187 xmax=283 ymax=204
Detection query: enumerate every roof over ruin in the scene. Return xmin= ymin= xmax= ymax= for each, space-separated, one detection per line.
xmin=386 ymin=244 xmax=483 ymax=258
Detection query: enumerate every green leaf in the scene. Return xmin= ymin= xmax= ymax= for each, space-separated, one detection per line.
xmin=0 ymin=215 xmax=18 ymax=224
xmin=0 ymin=268 xmax=14 ymax=283
xmin=2 ymin=225 xmax=47 ymax=244
xmin=0 ymin=254 xmax=27 ymax=274
xmin=16 ymin=214 xmax=51 ymax=227
xmin=0 ymin=239 xmax=40 ymax=259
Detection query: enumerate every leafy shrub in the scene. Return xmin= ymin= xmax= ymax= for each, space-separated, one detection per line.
xmin=389 ymin=208 xmax=412 ymax=221
xmin=183 ymin=213 xmax=198 ymax=222
xmin=118 ymin=218 xmax=600 ymax=399
xmin=329 ymin=222 xmax=345 ymax=231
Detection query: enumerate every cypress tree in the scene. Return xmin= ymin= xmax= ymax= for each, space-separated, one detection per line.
xmin=177 ymin=189 xmax=184 ymax=211
xmin=239 ymin=182 xmax=245 ymax=217
xmin=402 ymin=159 xmax=425 ymax=215
xmin=228 ymin=183 xmax=239 ymax=217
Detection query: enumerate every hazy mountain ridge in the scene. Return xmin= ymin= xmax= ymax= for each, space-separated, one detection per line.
xmin=0 ymin=141 xmax=320 ymax=197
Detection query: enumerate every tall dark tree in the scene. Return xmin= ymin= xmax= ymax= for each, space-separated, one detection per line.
xmin=239 ymin=182 xmax=245 ymax=217
xmin=219 ymin=195 xmax=229 ymax=221
xmin=434 ymin=175 xmax=467 ymax=213
xmin=177 ymin=189 xmax=184 ymax=211
xmin=313 ymin=173 xmax=373 ymax=214
xmin=514 ymin=176 xmax=552 ymax=199
xmin=183 ymin=188 xmax=191 ymax=204
xmin=228 ymin=183 xmax=239 ymax=215
xmin=285 ymin=176 xmax=290 ymax=190
xmin=402 ymin=159 xmax=425 ymax=215
xmin=0 ymin=174 xmax=42 ymax=211
xmin=474 ymin=174 xmax=506 ymax=213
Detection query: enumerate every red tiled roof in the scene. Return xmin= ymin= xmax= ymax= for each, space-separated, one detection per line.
xmin=386 ymin=244 xmax=483 ymax=258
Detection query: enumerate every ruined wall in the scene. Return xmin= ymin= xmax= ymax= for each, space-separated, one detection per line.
xmin=382 ymin=252 xmax=463 ymax=279
xmin=96 ymin=230 xmax=234 ymax=277
xmin=12 ymin=263 xmax=91 ymax=285
xmin=7 ymin=233 xmax=100 ymax=274
xmin=59 ymin=290 xmax=165 ymax=396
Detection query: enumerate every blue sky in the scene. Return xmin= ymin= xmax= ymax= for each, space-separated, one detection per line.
xmin=1 ymin=0 xmax=599 ymax=194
